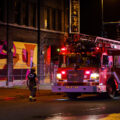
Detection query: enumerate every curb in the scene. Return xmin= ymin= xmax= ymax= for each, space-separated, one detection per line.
xmin=0 ymin=88 xmax=58 ymax=101
xmin=0 ymin=80 xmax=52 ymax=90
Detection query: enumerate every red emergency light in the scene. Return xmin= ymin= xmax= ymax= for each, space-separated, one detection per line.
xmin=61 ymin=70 xmax=66 ymax=75
xmin=60 ymin=47 xmax=67 ymax=54
xmin=96 ymin=47 xmax=99 ymax=50
xmin=85 ymin=70 xmax=90 ymax=75
xmin=61 ymin=47 xmax=67 ymax=51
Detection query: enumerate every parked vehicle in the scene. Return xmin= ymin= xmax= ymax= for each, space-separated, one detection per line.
xmin=52 ymin=34 xmax=120 ymax=99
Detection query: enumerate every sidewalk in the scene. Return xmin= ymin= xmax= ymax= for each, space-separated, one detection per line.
xmin=0 ymin=79 xmax=54 ymax=101
xmin=0 ymin=80 xmax=52 ymax=90
xmin=0 ymin=88 xmax=54 ymax=101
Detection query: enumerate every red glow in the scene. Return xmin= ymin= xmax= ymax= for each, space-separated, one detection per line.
xmin=61 ymin=71 xmax=66 ymax=75
xmin=46 ymin=46 xmax=51 ymax=65
xmin=61 ymin=47 xmax=67 ymax=51
xmin=96 ymin=47 xmax=99 ymax=50
xmin=60 ymin=47 xmax=67 ymax=55
xmin=85 ymin=70 xmax=90 ymax=75
xmin=4 ymin=97 xmax=15 ymax=101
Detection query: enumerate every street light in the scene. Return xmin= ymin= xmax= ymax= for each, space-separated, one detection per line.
xmin=37 ymin=0 xmax=41 ymax=82
xmin=101 ymin=0 xmax=104 ymax=37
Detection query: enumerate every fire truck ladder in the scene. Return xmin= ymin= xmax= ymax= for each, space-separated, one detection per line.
xmin=77 ymin=33 xmax=120 ymax=45
xmin=81 ymin=33 xmax=120 ymax=44
xmin=95 ymin=37 xmax=120 ymax=45
xmin=76 ymin=33 xmax=120 ymax=49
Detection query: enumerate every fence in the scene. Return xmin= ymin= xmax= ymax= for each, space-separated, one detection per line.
xmin=0 ymin=63 xmax=58 ymax=85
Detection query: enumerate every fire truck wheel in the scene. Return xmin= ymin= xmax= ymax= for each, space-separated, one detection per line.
xmin=107 ymin=84 xmax=116 ymax=99
xmin=66 ymin=93 xmax=80 ymax=100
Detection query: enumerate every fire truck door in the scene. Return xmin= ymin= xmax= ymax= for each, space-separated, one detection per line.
xmin=99 ymin=54 xmax=112 ymax=85
xmin=113 ymin=56 xmax=120 ymax=84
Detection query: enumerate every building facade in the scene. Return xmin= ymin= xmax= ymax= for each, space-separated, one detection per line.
xmin=0 ymin=0 xmax=69 ymax=85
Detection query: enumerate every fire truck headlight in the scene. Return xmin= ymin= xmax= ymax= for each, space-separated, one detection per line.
xmin=90 ymin=73 xmax=99 ymax=80
xmin=56 ymin=73 xmax=62 ymax=79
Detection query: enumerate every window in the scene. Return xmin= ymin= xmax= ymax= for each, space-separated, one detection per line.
xmin=31 ymin=3 xmax=36 ymax=27
xmin=57 ymin=10 xmax=62 ymax=31
xmin=103 ymin=55 xmax=108 ymax=65
xmin=47 ymin=8 xmax=50 ymax=29
xmin=14 ymin=0 xmax=21 ymax=24
xmin=52 ymin=9 xmax=56 ymax=30
xmin=32 ymin=4 xmax=36 ymax=27
xmin=25 ymin=4 xmax=29 ymax=26
xmin=23 ymin=2 xmax=29 ymax=26
xmin=114 ymin=56 xmax=120 ymax=68
xmin=0 ymin=1 xmax=4 ymax=22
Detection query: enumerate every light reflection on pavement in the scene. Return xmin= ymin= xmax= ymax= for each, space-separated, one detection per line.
xmin=46 ymin=113 xmax=105 ymax=120
xmin=45 ymin=113 xmax=120 ymax=120
xmin=99 ymin=113 xmax=120 ymax=120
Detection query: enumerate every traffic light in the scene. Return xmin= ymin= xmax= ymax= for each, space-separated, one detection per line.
xmin=57 ymin=48 xmax=60 ymax=52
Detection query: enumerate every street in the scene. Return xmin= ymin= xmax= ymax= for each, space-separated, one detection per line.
xmin=1 ymin=91 xmax=120 ymax=120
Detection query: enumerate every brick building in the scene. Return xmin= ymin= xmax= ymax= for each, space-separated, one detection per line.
xmin=0 ymin=0 xmax=69 ymax=85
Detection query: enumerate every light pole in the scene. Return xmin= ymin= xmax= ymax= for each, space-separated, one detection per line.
xmin=101 ymin=0 xmax=104 ymax=37
xmin=37 ymin=0 xmax=41 ymax=82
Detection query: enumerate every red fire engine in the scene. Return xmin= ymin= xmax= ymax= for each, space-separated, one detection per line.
xmin=52 ymin=34 xmax=120 ymax=99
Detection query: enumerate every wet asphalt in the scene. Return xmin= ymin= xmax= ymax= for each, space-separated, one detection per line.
xmin=0 ymin=89 xmax=120 ymax=120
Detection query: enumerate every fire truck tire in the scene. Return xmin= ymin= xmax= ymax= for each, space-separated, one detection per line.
xmin=66 ymin=93 xmax=80 ymax=100
xmin=107 ymin=83 xmax=116 ymax=99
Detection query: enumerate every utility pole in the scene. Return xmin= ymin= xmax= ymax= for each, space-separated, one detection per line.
xmin=101 ymin=0 xmax=104 ymax=37
xmin=6 ymin=0 xmax=13 ymax=86
xmin=37 ymin=0 xmax=41 ymax=82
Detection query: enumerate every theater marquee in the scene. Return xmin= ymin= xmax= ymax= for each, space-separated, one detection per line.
xmin=69 ymin=0 xmax=80 ymax=34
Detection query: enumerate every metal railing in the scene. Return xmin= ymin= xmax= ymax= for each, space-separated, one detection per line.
xmin=0 ymin=63 xmax=58 ymax=84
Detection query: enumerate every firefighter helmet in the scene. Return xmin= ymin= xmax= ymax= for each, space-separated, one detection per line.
xmin=31 ymin=67 xmax=36 ymax=72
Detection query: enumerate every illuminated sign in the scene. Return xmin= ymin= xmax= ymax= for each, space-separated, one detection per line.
xmin=69 ymin=0 xmax=80 ymax=33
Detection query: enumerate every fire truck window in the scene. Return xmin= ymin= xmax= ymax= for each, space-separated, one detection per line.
xmin=103 ymin=55 xmax=109 ymax=65
xmin=114 ymin=56 xmax=120 ymax=68
xmin=58 ymin=55 xmax=64 ymax=67
xmin=59 ymin=54 xmax=100 ymax=67
xmin=108 ymin=56 xmax=113 ymax=67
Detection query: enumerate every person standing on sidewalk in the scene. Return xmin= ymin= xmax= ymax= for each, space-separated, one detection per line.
xmin=27 ymin=67 xmax=38 ymax=102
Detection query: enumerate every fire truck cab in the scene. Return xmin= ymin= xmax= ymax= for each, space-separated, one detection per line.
xmin=52 ymin=34 xmax=120 ymax=99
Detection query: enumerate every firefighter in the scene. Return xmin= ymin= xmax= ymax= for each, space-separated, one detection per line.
xmin=27 ymin=67 xmax=38 ymax=102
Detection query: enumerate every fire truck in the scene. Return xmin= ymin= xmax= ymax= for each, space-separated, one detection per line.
xmin=52 ymin=33 xmax=120 ymax=99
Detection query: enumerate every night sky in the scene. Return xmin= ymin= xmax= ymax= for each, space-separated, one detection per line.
xmin=80 ymin=0 xmax=120 ymax=37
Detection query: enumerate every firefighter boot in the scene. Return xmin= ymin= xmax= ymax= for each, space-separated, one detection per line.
xmin=29 ymin=96 xmax=33 ymax=102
